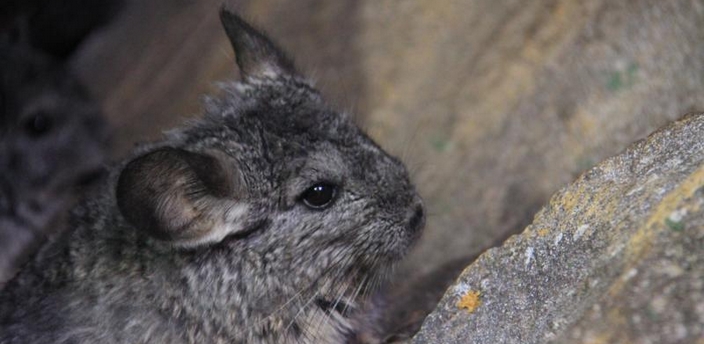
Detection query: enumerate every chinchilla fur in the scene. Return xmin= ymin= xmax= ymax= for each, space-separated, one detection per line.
xmin=0 ymin=42 xmax=108 ymax=286
xmin=0 ymin=9 xmax=424 ymax=344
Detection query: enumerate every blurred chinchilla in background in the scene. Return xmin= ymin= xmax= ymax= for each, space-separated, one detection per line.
xmin=0 ymin=0 xmax=121 ymax=286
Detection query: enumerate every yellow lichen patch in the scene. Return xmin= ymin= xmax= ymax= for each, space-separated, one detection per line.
xmin=633 ymin=165 xmax=704 ymax=258
xmin=584 ymin=333 xmax=613 ymax=344
xmin=608 ymin=165 xmax=704 ymax=298
xmin=457 ymin=291 xmax=482 ymax=313
xmin=537 ymin=228 xmax=550 ymax=237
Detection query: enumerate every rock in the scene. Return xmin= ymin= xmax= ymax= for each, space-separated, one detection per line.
xmin=412 ymin=113 xmax=704 ymax=343
xmin=358 ymin=0 xmax=704 ymax=282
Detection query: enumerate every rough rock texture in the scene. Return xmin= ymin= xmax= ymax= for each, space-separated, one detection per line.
xmin=412 ymin=113 xmax=704 ymax=343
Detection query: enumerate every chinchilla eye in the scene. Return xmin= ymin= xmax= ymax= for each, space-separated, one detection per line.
xmin=300 ymin=182 xmax=337 ymax=209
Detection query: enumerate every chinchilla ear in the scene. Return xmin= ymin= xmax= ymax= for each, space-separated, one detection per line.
xmin=116 ymin=147 xmax=249 ymax=247
xmin=219 ymin=8 xmax=296 ymax=80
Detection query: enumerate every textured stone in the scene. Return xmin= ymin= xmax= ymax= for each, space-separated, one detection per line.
xmin=412 ymin=113 xmax=704 ymax=343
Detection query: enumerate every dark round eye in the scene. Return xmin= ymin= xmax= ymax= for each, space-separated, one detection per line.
xmin=300 ymin=183 xmax=337 ymax=209
xmin=23 ymin=111 xmax=53 ymax=137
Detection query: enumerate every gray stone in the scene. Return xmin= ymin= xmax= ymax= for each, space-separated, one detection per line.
xmin=412 ymin=113 xmax=704 ymax=343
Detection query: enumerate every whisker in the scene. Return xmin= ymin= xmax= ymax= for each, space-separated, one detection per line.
xmin=240 ymin=247 xmax=353 ymax=339
xmin=343 ymin=274 xmax=367 ymax=316
xmin=314 ymin=278 xmax=352 ymax=341
xmin=408 ymin=157 xmax=430 ymax=181
xmin=284 ymin=289 xmax=320 ymax=335
xmin=399 ymin=117 xmax=424 ymax=165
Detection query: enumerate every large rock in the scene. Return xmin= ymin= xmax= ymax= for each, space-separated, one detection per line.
xmin=412 ymin=113 xmax=704 ymax=343
xmin=357 ymin=0 xmax=704 ymax=280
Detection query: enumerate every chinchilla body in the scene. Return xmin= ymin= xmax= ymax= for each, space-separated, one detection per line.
xmin=0 ymin=9 xmax=424 ymax=344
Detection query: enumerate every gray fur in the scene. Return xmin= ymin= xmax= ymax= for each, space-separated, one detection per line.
xmin=0 ymin=9 xmax=424 ymax=344
xmin=0 ymin=42 xmax=108 ymax=286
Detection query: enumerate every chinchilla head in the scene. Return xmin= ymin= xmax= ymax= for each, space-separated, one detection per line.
xmin=0 ymin=43 xmax=108 ymax=216
xmin=113 ymin=8 xmax=424 ymax=341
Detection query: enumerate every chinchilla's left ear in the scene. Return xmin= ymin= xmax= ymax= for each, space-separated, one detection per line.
xmin=219 ymin=8 xmax=297 ymax=80
xmin=116 ymin=147 xmax=251 ymax=247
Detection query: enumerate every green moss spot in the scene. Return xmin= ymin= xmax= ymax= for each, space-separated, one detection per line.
xmin=606 ymin=62 xmax=639 ymax=92
xmin=665 ymin=218 xmax=684 ymax=232
xmin=430 ymin=136 xmax=451 ymax=152
xmin=607 ymin=72 xmax=623 ymax=91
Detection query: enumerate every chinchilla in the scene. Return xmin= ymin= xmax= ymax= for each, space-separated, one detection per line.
xmin=0 ymin=41 xmax=108 ymax=286
xmin=0 ymin=9 xmax=424 ymax=344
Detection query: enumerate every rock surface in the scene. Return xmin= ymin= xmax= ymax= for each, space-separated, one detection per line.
xmin=357 ymin=0 xmax=704 ymax=281
xmin=412 ymin=113 xmax=704 ymax=343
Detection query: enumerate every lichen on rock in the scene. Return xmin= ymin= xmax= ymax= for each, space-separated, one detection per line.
xmin=412 ymin=113 xmax=704 ymax=344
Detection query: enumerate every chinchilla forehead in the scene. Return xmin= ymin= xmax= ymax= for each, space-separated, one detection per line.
xmin=164 ymin=77 xmax=412 ymax=203
xmin=178 ymin=80 xmax=373 ymax=154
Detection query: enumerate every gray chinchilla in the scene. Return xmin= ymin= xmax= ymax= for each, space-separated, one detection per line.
xmin=0 ymin=9 xmax=424 ymax=344
xmin=0 ymin=42 xmax=108 ymax=286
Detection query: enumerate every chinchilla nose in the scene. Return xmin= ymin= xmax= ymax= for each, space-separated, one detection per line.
xmin=407 ymin=198 xmax=425 ymax=235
